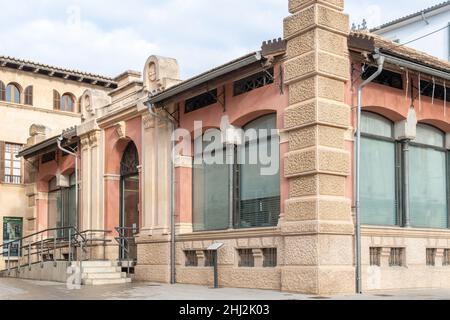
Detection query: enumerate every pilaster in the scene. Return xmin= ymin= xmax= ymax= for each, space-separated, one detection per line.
xmin=281 ymin=0 xmax=354 ymax=295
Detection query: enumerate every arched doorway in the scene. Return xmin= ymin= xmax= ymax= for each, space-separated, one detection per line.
xmin=119 ymin=141 xmax=140 ymax=260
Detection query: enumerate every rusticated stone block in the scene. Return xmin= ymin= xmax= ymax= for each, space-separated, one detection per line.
xmin=318 ymin=266 xmax=355 ymax=294
xmin=318 ymin=52 xmax=349 ymax=80
xmin=290 ymin=174 xmax=318 ymax=197
xmin=317 ymin=76 xmax=345 ymax=101
xmin=288 ymin=77 xmax=316 ymax=104
xmin=284 ymin=52 xmax=316 ymax=83
xmin=317 ymin=100 xmax=350 ymax=127
xmin=289 ymin=126 xmax=317 ymax=150
xmin=285 ymin=197 xmax=351 ymax=222
xmin=284 ymin=6 xmax=315 ymax=39
xmin=284 ymin=4 xmax=348 ymax=40
xmin=284 ymin=236 xmax=319 ymax=265
xmin=317 ymin=28 xmax=347 ymax=55
xmin=285 ymin=198 xmax=318 ymax=221
xmin=285 ymin=148 xmax=317 ymax=176
xmin=318 ymin=174 xmax=346 ymax=196
xmin=317 ymin=5 xmax=349 ymax=33
xmin=318 ymin=235 xmax=353 ymax=265
xmin=318 ymin=125 xmax=345 ymax=148
xmin=318 ymin=148 xmax=349 ymax=174
xmin=289 ymin=0 xmax=344 ymax=14
xmin=286 ymin=30 xmax=315 ymax=58
xmin=281 ymin=266 xmax=319 ymax=294
xmin=284 ymin=100 xmax=350 ymax=130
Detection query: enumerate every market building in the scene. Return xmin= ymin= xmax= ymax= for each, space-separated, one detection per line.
xmin=2 ymin=0 xmax=450 ymax=294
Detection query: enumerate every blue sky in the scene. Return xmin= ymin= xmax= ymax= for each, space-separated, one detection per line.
xmin=0 ymin=0 xmax=444 ymax=79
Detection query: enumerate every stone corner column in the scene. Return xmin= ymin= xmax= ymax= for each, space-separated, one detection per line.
xmin=280 ymin=0 xmax=355 ymax=295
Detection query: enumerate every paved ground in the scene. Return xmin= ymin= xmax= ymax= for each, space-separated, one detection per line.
xmin=0 ymin=278 xmax=449 ymax=300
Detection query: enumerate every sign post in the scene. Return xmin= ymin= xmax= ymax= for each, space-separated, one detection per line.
xmin=207 ymin=242 xmax=224 ymax=289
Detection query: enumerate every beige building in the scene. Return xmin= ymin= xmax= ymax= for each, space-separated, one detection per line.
xmin=0 ymin=55 xmax=116 ymax=268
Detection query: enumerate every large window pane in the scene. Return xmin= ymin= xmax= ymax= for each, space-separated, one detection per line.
xmin=361 ymin=137 xmax=397 ymax=225
xmin=193 ymin=146 xmax=229 ymax=231
xmin=410 ymin=146 xmax=448 ymax=228
xmin=239 ymin=114 xmax=280 ymax=228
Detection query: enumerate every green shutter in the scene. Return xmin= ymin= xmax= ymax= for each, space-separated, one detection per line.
xmin=0 ymin=141 xmax=5 ymax=183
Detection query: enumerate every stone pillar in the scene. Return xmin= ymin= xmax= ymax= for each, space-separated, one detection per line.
xmin=281 ymin=0 xmax=355 ymax=294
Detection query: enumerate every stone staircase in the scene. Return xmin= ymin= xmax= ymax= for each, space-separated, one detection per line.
xmin=70 ymin=261 xmax=131 ymax=286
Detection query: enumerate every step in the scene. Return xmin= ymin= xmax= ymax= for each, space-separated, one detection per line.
xmin=71 ymin=261 xmax=116 ymax=268
xmin=82 ymin=278 xmax=132 ymax=286
xmin=79 ymin=266 xmax=122 ymax=273
xmin=82 ymin=272 xmax=127 ymax=280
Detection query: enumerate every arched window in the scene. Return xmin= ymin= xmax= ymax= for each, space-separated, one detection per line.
xmin=24 ymin=86 xmax=33 ymax=105
xmin=409 ymin=124 xmax=448 ymax=229
xmin=238 ymin=114 xmax=280 ymax=228
xmin=61 ymin=93 xmax=75 ymax=112
xmin=6 ymin=83 xmax=20 ymax=104
xmin=360 ymin=112 xmax=397 ymax=226
xmin=53 ymin=90 xmax=60 ymax=110
xmin=192 ymin=134 xmax=229 ymax=231
xmin=0 ymin=81 xmax=5 ymax=101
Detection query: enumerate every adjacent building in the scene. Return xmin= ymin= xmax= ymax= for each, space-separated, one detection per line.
xmin=2 ymin=0 xmax=450 ymax=295
xmin=372 ymin=1 xmax=450 ymax=61
xmin=0 ymin=55 xmax=116 ymax=269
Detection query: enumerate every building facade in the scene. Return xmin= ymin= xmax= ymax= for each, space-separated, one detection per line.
xmin=372 ymin=1 xmax=450 ymax=62
xmin=0 ymin=55 xmax=116 ymax=269
xmin=6 ymin=0 xmax=450 ymax=294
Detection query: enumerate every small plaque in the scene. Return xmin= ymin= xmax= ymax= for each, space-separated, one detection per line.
xmin=207 ymin=242 xmax=224 ymax=251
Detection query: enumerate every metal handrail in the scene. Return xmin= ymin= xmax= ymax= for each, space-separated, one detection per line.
xmin=115 ymin=226 xmax=138 ymax=275
xmin=0 ymin=226 xmax=111 ymax=281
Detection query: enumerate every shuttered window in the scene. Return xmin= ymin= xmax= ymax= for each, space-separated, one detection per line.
xmin=0 ymin=81 xmax=5 ymax=101
xmin=4 ymin=143 xmax=22 ymax=184
xmin=24 ymin=86 xmax=33 ymax=105
xmin=360 ymin=112 xmax=397 ymax=226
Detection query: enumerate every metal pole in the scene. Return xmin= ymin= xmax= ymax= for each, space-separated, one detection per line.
xmin=7 ymin=243 xmax=11 ymax=275
xmin=28 ymin=240 xmax=31 ymax=270
xmin=103 ymin=232 xmax=106 ymax=261
xmin=68 ymin=228 xmax=72 ymax=265
xmin=213 ymin=251 xmax=219 ymax=289
xmin=40 ymin=235 xmax=44 ymax=268
xmin=53 ymin=230 xmax=57 ymax=267
xmin=17 ymin=240 xmax=21 ymax=274
xmin=79 ymin=237 xmax=83 ymax=285
xmin=356 ymin=54 xmax=385 ymax=294
xmin=402 ymin=140 xmax=411 ymax=227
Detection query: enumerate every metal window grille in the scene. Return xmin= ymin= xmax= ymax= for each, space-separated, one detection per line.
xmin=204 ymin=250 xmax=215 ymax=267
xmin=4 ymin=143 xmax=22 ymax=184
xmin=426 ymin=248 xmax=437 ymax=266
xmin=444 ymin=249 xmax=450 ymax=266
xmin=263 ymin=248 xmax=277 ymax=268
xmin=184 ymin=251 xmax=198 ymax=267
xmin=185 ymin=89 xmax=218 ymax=113
xmin=233 ymin=68 xmax=274 ymax=96
xmin=389 ymin=248 xmax=404 ymax=267
xmin=238 ymin=249 xmax=254 ymax=267
xmin=239 ymin=196 xmax=280 ymax=228
xmin=369 ymin=247 xmax=381 ymax=266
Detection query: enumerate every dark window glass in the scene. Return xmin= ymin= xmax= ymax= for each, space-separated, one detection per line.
xmin=420 ymin=80 xmax=450 ymax=102
xmin=362 ymin=66 xmax=403 ymax=90
xmin=185 ymin=89 xmax=217 ymax=113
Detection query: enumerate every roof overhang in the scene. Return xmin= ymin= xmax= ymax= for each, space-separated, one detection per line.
xmin=18 ymin=128 xmax=78 ymax=159
xmin=147 ymin=52 xmax=263 ymax=105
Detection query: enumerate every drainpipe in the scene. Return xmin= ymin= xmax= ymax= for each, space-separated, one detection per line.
xmin=56 ymin=136 xmax=79 ymax=231
xmin=145 ymin=100 xmax=176 ymax=285
xmin=355 ymin=52 xmax=385 ymax=294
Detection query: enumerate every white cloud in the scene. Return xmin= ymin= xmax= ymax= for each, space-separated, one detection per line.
xmin=0 ymin=0 xmax=445 ymax=79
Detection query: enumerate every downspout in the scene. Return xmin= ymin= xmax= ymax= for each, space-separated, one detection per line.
xmin=145 ymin=100 xmax=176 ymax=285
xmin=355 ymin=52 xmax=385 ymax=294
xmin=56 ymin=136 xmax=79 ymax=231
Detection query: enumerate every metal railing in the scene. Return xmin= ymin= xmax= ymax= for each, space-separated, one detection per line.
xmin=0 ymin=226 xmax=111 ymax=278
xmin=115 ymin=226 xmax=138 ymax=275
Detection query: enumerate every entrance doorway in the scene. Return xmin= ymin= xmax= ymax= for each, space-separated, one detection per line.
xmin=119 ymin=142 xmax=140 ymax=261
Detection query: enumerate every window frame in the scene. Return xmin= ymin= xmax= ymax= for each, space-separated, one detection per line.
xmin=360 ymin=111 xmax=401 ymax=227
xmin=6 ymin=83 xmax=21 ymax=104
xmin=24 ymin=86 xmax=33 ymax=106
xmin=4 ymin=143 xmax=22 ymax=184
xmin=409 ymin=123 xmax=449 ymax=229
xmin=191 ymin=113 xmax=280 ymax=232
xmin=60 ymin=93 xmax=76 ymax=112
